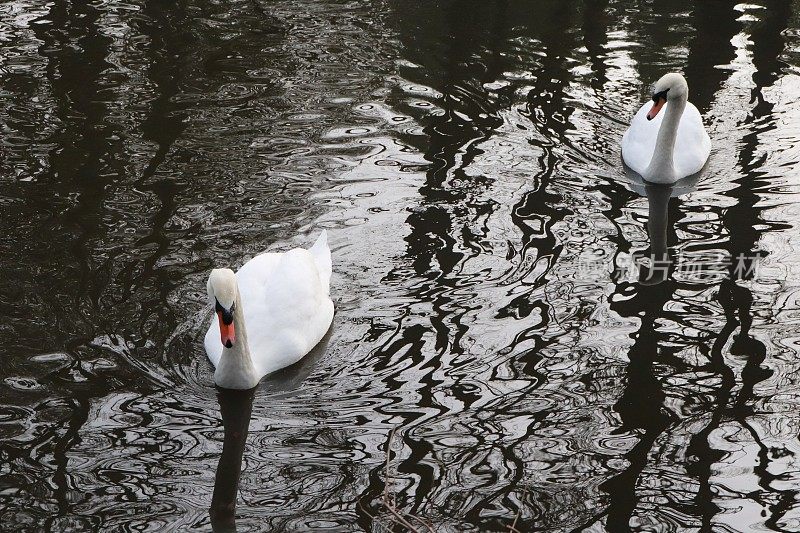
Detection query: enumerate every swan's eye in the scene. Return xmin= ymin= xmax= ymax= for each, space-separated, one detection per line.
xmin=652 ymin=89 xmax=669 ymax=102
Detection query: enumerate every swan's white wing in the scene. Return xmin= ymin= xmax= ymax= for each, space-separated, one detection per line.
xmin=674 ymin=102 xmax=711 ymax=177
xmin=204 ymin=319 xmax=223 ymax=368
xmin=622 ymin=101 xmax=661 ymax=175
xmin=309 ymin=230 xmax=332 ymax=292
xmin=242 ymin=248 xmax=333 ymax=376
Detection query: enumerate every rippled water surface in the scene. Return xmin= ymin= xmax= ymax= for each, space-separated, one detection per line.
xmin=3 ymin=1 xmax=800 ymax=531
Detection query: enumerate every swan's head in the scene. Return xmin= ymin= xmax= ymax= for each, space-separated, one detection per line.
xmin=646 ymin=72 xmax=688 ymax=121
xmin=207 ymin=268 xmax=238 ymax=349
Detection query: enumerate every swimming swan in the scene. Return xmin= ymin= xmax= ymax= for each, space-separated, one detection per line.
xmin=204 ymin=231 xmax=334 ymax=389
xmin=621 ymin=72 xmax=711 ymax=184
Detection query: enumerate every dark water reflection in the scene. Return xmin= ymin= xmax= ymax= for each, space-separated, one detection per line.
xmin=210 ymin=386 xmax=254 ymax=533
xmin=2 ymin=0 xmax=800 ymax=531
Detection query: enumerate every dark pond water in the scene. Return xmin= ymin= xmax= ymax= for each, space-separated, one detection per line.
xmin=3 ymin=0 xmax=800 ymax=531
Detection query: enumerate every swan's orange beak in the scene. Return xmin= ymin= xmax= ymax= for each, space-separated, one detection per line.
xmin=217 ymin=311 xmax=236 ymax=348
xmin=647 ymin=98 xmax=665 ymax=121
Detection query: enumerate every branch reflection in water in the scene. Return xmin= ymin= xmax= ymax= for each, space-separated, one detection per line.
xmin=209 ymin=327 xmax=333 ymax=532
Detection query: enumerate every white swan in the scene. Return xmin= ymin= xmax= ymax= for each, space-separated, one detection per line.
xmin=622 ymin=72 xmax=711 ymax=184
xmin=204 ymin=231 xmax=334 ymax=389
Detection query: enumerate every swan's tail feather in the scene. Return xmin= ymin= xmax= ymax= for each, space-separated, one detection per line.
xmin=309 ymin=230 xmax=332 ymax=292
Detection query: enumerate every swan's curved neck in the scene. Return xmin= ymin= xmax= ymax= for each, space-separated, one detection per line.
xmin=214 ymin=285 xmax=258 ymax=389
xmin=646 ymin=95 xmax=686 ymax=183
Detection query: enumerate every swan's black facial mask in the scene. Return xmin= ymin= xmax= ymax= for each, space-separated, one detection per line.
xmin=215 ymin=299 xmax=235 ymax=325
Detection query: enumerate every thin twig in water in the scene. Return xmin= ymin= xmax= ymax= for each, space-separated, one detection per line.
xmin=373 ymin=425 xmax=434 ymax=533
xmin=508 ymin=490 xmax=525 ymax=533
xmin=406 ymin=512 xmax=435 ymax=532
xmin=358 ymin=498 xmax=394 ymax=532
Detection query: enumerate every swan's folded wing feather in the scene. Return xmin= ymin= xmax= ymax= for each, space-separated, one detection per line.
xmin=675 ymin=102 xmax=711 ymax=176
xmin=244 ymin=248 xmax=332 ymax=375
xmin=622 ymin=101 xmax=660 ymax=175
xmin=204 ymin=321 xmax=223 ymax=368
xmin=309 ymin=230 xmax=332 ymax=293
